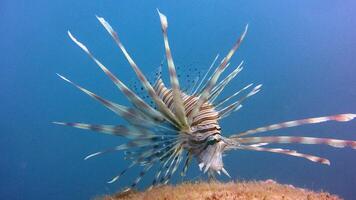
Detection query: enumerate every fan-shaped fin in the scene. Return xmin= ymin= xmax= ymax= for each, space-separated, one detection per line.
xmin=149 ymin=143 xmax=179 ymax=188
xmin=157 ymin=10 xmax=189 ymax=130
xmin=56 ymin=74 xmax=150 ymax=124
xmin=234 ymin=145 xmax=330 ymax=165
xmin=165 ymin=148 xmax=184 ymax=184
xmin=67 ymin=31 xmax=164 ymax=123
xmin=218 ymin=84 xmax=261 ymax=118
xmin=181 ymin=152 xmax=192 ymax=177
xmin=215 ymin=83 xmax=253 ymax=108
xmin=161 ymin=146 xmax=183 ymax=184
xmin=219 ymin=105 xmax=243 ymax=120
xmin=106 ymin=138 xmax=181 ymax=185
xmin=193 ymin=54 xmax=220 ymax=95
xmin=230 ymin=114 xmax=356 ymax=138
xmin=209 ymin=61 xmax=244 ymax=102
xmin=234 ymin=136 xmax=356 ymax=149
xmin=129 ymin=164 xmax=153 ymax=188
xmin=53 ymin=122 xmax=149 ymax=138
xmin=108 ymin=162 xmax=136 ymax=184
xmin=96 ymin=16 xmax=181 ymax=128
xmin=189 ymin=24 xmax=248 ymax=123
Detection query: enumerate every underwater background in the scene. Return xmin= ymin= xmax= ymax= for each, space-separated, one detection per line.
xmin=1 ymin=0 xmax=356 ymax=199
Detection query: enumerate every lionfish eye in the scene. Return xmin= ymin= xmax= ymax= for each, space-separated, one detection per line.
xmin=207 ymin=136 xmax=218 ymax=145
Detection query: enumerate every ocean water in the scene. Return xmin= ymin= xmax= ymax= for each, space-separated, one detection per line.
xmin=1 ymin=0 xmax=356 ymax=199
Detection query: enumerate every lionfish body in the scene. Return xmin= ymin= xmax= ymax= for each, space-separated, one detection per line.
xmin=154 ymin=79 xmax=224 ymax=173
xmin=56 ymin=10 xmax=356 ymax=190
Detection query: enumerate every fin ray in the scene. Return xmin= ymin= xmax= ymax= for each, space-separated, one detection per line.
xmin=230 ymin=114 xmax=356 ymax=138
xmin=189 ymin=24 xmax=248 ymax=123
xmin=234 ymin=145 xmax=330 ymax=165
xmin=56 ymin=74 xmax=149 ymax=124
xmin=234 ymin=136 xmax=356 ymax=149
xmin=215 ymin=83 xmax=253 ymax=108
xmin=96 ymin=16 xmax=181 ymax=128
xmin=209 ymin=61 xmax=244 ymax=102
xmin=192 ymin=54 xmax=219 ymax=95
xmin=53 ymin=122 xmax=147 ymax=138
xmin=218 ymin=84 xmax=261 ymax=118
xmin=157 ymin=10 xmax=189 ymax=129
xmin=67 ymin=31 xmax=164 ymax=122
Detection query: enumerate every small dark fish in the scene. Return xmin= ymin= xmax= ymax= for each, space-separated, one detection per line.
xmin=55 ymin=10 xmax=356 ymax=191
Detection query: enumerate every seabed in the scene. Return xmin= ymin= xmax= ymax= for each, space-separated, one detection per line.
xmin=98 ymin=180 xmax=341 ymax=200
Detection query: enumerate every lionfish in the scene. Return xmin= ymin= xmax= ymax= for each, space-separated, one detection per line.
xmin=55 ymin=10 xmax=356 ymax=191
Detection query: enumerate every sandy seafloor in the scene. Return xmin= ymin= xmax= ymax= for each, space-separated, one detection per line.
xmin=100 ymin=180 xmax=341 ymax=200
xmin=1 ymin=0 xmax=356 ymax=200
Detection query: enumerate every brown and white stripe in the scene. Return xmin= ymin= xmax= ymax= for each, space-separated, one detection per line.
xmin=96 ymin=16 xmax=181 ymax=128
xmin=235 ymin=136 xmax=356 ymax=149
xmin=209 ymin=61 xmax=244 ymax=102
xmin=68 ymin=31 xmax=164 ymax=123
xmin=56 ymin=74 xmax=151 ymax=125
xmin=158 ymin=10 xmax=189 ymax=130
xmin=189 ymin=24 xmax=248 ymax=124
xmin=231 ymin=114 xmax=356 ymax=138
xmin=154 ymin=78 xmax=220 ymax=129
xmin=236 ymin=145 xmax=330 ymax=165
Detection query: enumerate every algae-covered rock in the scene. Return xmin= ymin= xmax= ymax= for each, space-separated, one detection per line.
xmin=100 ymin=180 xmax=341 ymax=200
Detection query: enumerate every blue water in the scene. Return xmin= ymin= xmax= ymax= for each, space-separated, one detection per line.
xmin=2 ymin=0 xmax=356 ymax=199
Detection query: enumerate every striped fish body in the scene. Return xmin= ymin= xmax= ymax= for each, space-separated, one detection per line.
xmin=154 ymin=78 xmax=225 ymax=171
xmin=154 ymin=79 xmax=220 ymax=132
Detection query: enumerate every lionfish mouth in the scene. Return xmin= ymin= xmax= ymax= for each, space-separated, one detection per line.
xmin=196 ymin=137 xmax=231 ymax=177
xmin=55 ymin=8 xmax=356 ymax=191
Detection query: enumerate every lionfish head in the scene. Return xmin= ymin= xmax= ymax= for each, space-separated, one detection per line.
xmin=197 ymin=135 xmax=227 ymax=173
xmin=189 ymin=124 xmax=230 ymax=175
